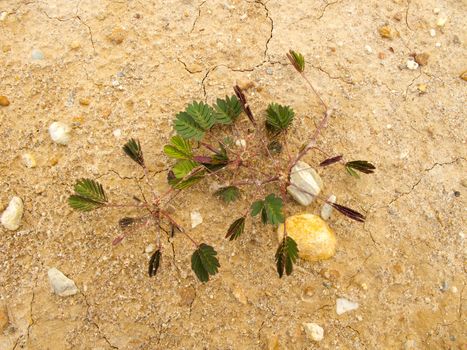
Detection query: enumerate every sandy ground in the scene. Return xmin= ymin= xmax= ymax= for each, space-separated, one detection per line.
xmin=1 ymin=0 xmax=466 ymax=349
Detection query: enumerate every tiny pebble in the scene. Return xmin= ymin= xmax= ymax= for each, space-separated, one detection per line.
xmin=435 ymin=42 xmax=441 ymax=48
xmin=406 ymin=59 xmax=419 ymax=70
xmin=113 ymin=129 xmax=122 ymax=138
xmin=433 ymin=8 xmax=440 ymax=14
xmin=47 ymin=268 xmax=79 ymax=297
xmin=22 ymin=153 xmax=37 ymax=168
xmin=31 ymin=49 xmax=44 ymax=60
xmin=0 ymin=95 xmax=10 ymax=106
xmin=378 ymin=25 xmax=393 ymax=39
xmin=145 ymin=244 xmax=155 ymax=254
xmin=266 ymin=67 xmax=273 ymax=75
xmin=415 ymin=53 xmax=429 ymax=66
xmin=235 ymin=139 xmax=246 ymax=148
xmin=49 ymin=122 xmax=71 ymax=145
xmin=1 ymin=196 xmax=24 ymax=231
xmin=417 ymin=84 xmax=427 ymax=93
xmin=239 ymin=13 xmax=247 ymax=21
xmin=336 ymin=297 xmax=359 ymax=315
xmin=79 ymin=98 xmax=90 ymax=106
xmin=303 ymin=323 xmax=324 ymax=342
xmin=460 ymin=71 xmax=467 ymax=81
xmin=429 ymin=28 xmax=436 ymax=37
xmin=321 ymin=194 xmax=336 ymax=220
xmin=364 ymin=45 xmax=372 ymax=54
xmin=70 ymin=41 xmax=81 ymax=50
xmin=0 ymin=12 xmax=7 ymax=21
xmin=436 ymin=17 xmax=447 ymax=27
xmin=191 ymin=211 xmax=203 ymax=228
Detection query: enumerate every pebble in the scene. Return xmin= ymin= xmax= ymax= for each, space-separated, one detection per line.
xmin=0 ymin=11 xmax=7 ymax=21
xmin=47 ymin=268 xmax=79 ymax=296
xmin=190 ymin=211 xmax=203 ymax=228
xmin=336 ymin=297 xmax=359 ymax=315
xmin=108 ymin=27 xmax=127 ymax=44
xmin=415 ymin=53 xmax=429 ymax=66
xmin=145 ymin=244 xmax=155 ymax=254
xmin=0 ymin=95 xmax=10 ymax=106
xmin=79 ymin=98 xmax=90 ymax=106
xmin=70 ymin=41 xmax=81 ymax=50
xmin=303 ymin=323 xmax=324 ymax=342
xmin=435 ymin=42 xmax=441 ymax=48
xmin=460 ymin=71 xmax=467 ymax=81
xmin=417 ymin=83 xmax=427 ymax=93
xmin=31 ymin=49 xmax=44 ymax=60
xmin=49 ymin=121 xmax=71 ymax=145
xmin=436 ymin=17 xmax=447 ymax=27
xmin=22 ymin=152 xmax=37 ymax=168
xmin=266 ymin=67 xmax=273 ymax=75
xmin=364 ymin=45 xmax=372 ymax=54
xmin=406 ymin=59 xmax=419 ymax=70
xmin=287 ymin=161 xmax=323 ymax=206
xmin=378 ymin=25 xmax=394 ymax=39
xmin=113 ymin=128 xmax=122 ymax=138
xmin=277 ymin=214 xmax=336 ymax=262
xmin=232 ymin=286 xmax=248 ymax=305
xmin=429 ymin=28 xmax=436 ymax=37
xmin=1 ymin=196 xmax=23 ymax=231
xmin=320 ymin=194 xmax=336 ymax=220
xmin=433 ymin=8 xmax=440 ymax=15
xmin=235 ymin=139 xmax=246 ymax=148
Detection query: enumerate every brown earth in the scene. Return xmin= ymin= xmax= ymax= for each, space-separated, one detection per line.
xmin=0 ymin=0 xmax=466 ymax=349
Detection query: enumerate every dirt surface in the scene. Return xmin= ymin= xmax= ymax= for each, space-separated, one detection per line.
xmin=1 ymin=0 xmax=466 ymax=349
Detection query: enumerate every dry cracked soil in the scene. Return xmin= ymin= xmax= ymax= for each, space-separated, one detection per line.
xmin=0 ymin=0 xmax=466 ymax=349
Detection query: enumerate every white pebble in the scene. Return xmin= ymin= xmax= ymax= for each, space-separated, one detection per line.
xmin=47 ymin=268 xmax=79 ymax=296
xmin=235 ymin=139 xmax=246 ymax=148
xmin=49 ymin=122 xmax=71 ymax=145
xmin=406 ymin=59 xmax=419 ymax=70
xmin=429 ymin=28 xmax=436 ymax=37
xmin=113 ymin=128 xmax=122 ymax=138
xmin=436 ymin=17 xmax=447 ymax=27
xmin=0 ymin=11 xmax=7 ymax=21
xmin=336 ymin=297 xmax=359 ymax=315
xmin=364 ymin=45 xmax=372 ymax=54
xmin=303 ymin=323 xmax=324 ymax=342
xmin=145 ymin=244 xmax=155 ymax=254
xmin=21 ymin=153 xmax=37 ymax=168
xmin=239 ymin=13 xmax=248 ymax=21
xmin=287 ymin=161 xmax=323 ymax=206
xmin=190 ymin=211 xmax=203 ymax=228
xmin=435 ymin=42 xmax=441 ymax=48
xmin=1 ymin=197 xmax=24 ymax=231
xmin=433 ymin=8 xmax=440 ymax=14
xmin=321 ymin=194 xmax=336 ymax=220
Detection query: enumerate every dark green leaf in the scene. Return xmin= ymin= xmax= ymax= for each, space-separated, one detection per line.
xmin=263 ymin=193 xmax=285 ymax=225
xmin=68 ymin=195 xmax=104 ymax=211
xmin=163 ymin=136 xmax=193 ymax=159
xmin=213 ymin=95 xmax=242 ymax=124
xmin=214 ymin=186 xmax=240 ymax=203
xmin=275 ymin=236 xmax=299 ymax=278
xmin=330 ymin=203 xmax=365 ymax=222
xmin=225 ymin=217 xmax=245 ymax=240
xmin=148 ymin=250 xmax=161 ymax=277
xmin=266 ymin=103 xmax=295 ymax=132
xmin=319 ymin=155 xmax=343 ymax=167
xmin=250 ymin=200 xmax=264 ymax=217
xmin=123 ymin=138 xmax=144 ymax=166
xmin=345 ymin=160 xmax=376 ymax=175
xmin=191 ymin=243 xmax=220 ymax=282
xmin=186 ymin=101 xmax=215 ymax=130
xmin=287 ymin=50 xmax=305 ymax=73
xmin=74 ymin=178 xmax=108 ymax=203
xmin=174 ymin=111 xmax=205 ymax=140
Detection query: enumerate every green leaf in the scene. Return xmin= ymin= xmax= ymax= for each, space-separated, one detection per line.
xmin=174 ymin=111 xmax=205 ymax=140
xmin=287 ymin=50 xmax=305 ymax=73
xmin=148 ymin=250 xmax=161 ymax=277
xmin=172 ymin=160 xmax=199 ymax=179
xmin=214 ymin=186 xmax=240 ymax=203
xmin=123 ymin=139 xmax=144 ymax=166
xmin=213 ymin=95 xmax=242 ymax=124
xmin=191 ymin=243 xmax=220 ymax=282
xmin=250 ymin=200 xmax=264 ymax=217
xmin=68 ymin=179 xmax=108 ymax=212
xmin=163 ymin=136 xmax=192 ymax=159
xmin=345 ymin=160 xmax=376 ymax=175
xmin=275 ymin=236 xmax=299 ymax=278
xmin=68 ymin=195 xmax=104 ymax=212
xmin=345 ymin=165 xmax=359 ymax=178
xmin=225 ymin=217 xmax=245 ymax=240
xmin=266 ymin=103 xmax=295 ymax=132
xmin=263 ymin=194 xmax=285 ymax=225
xmin=186 ymin=101 xmax=215 ymax=130
xmin=203 ymin=143 xmax=229 ymax=172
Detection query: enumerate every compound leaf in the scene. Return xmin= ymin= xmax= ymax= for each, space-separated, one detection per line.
xmin=266 ymin=103 xmax=295 ymax=132
xmin=174 ymin=111 xmax=205 ymax=140
xmin=250 ymin=200 xmax=264 ymax=217
xmin=172 ymin=160 xmax=199 ymax=179
xmin=163 ymin=135 xmax=193 ymax=159
xmin=123 ymin=138 xmax=144 ymax=166
xmin=68 ymin=195 xmax=104 ymax=212
xmin=191 ymin=244 xmax=220 ymax=282
xmin=214 ymin=186 xmax=240 ymax=203
xmin=186 ymin=101 xmax=215 ymax=130
xmin=275 ymin=236 xmax=299 ymax=278
xmin=68 ymin=179 xmax=108 ymax=212
xmin=263 ymin=193 xmax=285 ymax=225
xmin=225 ymin=217 xmax=245 ymax=240
xmin=213 ymin=95 xmax=242 ymax=124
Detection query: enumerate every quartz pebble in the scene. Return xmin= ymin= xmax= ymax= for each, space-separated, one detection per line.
xmin=31 ymin=49 xmax=44 ymax=60
xmin=406 ymin=59 xmax=419 ymax=70
xmin=336 ymin=297 xmax=359 ymax=315
xmin=191 ymin=211 xmax=203 ymax=228
xmin=49 ymin=122 xmax=71 ymax=145
xmin=113 ymin=129 xmax=122 ymax=138
xmin=1 ymin=196 xmax=23 ymax=231
xmin=321 ymin=194 xmax=336 ymax=220
xmin=277 ymin=214 xmax=336 ymax=262
xmin=287 ymin=161 xmax=323 ymax=206
xmin=22 ymin=153 xmax=37 ymax=168
xmin=48 ymin=268 xmax=79 ymax=296
xmin=145 ymin=244 xmax=155 ymax=254
xmin=0 ymin=11 xmax=7 ymax=21
xmin=364 ymin=45 xmax=372 ymax=54
xmin=303 ymin=323 xmax=324 ymax=342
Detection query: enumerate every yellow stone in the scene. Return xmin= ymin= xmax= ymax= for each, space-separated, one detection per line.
xmin=460 ymin=71 xmax=467 ymax=81
xmin=378 ymin=25 xmax=393 ymax=39
xmin=0 ymin=95 xmax=10 ymax=106
xmin=277 ymin=214 xmax=336 ymax=262
xmin=417 ymin=84 xmax=427 ymax=93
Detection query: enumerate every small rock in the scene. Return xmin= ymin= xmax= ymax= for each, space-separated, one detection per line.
xmin=378 ymin=52 xmax=386 ymax=59
xmin=22 ymin=153 xmax=37 ymax=168
xmin=414 ymin=53 xmax=429 ymax=66
xmin=393 ymin=12 xmax=403 ymax=21
xmin=70 ymin=41 xmax=81 ymax=50
xmin=235 ymin=139 xmax=246 ymax=148
xmin=336 ymin=297 xmax=359 ymax=315
xmin=145 ymin=244 xmax=155 ymax=254
xmin=433 ymin=8 xmax=440 ymax=14
xmin=0 ymin=11 xmax=7 ymax=21
xmin=378 ymin=25 xmax=394 ymax=39
xmin=436 ymin=17 xmax=447 ymax=27
xmin=0 ymin=95 xmax=10 ymax=106
xmin=303 ymin=323 xmax=324 ymax=342
xmin=364 ymin=45 xmax=372 ymax=54
xmin=239 ymin=13 xmax=248 ymax=21
xmin=287 ymin=161 xmax=323 ymax=206
xmin=47 ymin=268 xmax=79 ymax=296
xmin=406 ymin=58 xmax=419 ymax=70
xmin=320 ymin=194 xmax=336 ymax=220
xmin=460 ymin=71 xmax=467 ymax=81
xmin=49 ymin=121 xmax=71 ymax=145
xmin=429 ymin=28 xmax=436 ymax=37
xmin=232 ymin=286 xmax=247 ymax=305
xmin=79 ymin=98 xmax=90 ymax=106
xmin=277 ymin=214 xmax=336 ymax=262
xmin=266 ymin=67 xmax=273 ymax=75
xmin=113 ymin=129 xmax=122 ymax=138
xmin=31 ymin=49 xmax=44 ymax=60
xmin=108 ymin=27 xmax=127 ymax=44
xmin=1 ymin=196 xmax=23 ymax=231
xmin=435 ymin=42 xmax=441 ymax=48
xmin=417 ymin=83 xmax=427 ymax=93
xmin=190 ymin=211 xmax=203 ymax=228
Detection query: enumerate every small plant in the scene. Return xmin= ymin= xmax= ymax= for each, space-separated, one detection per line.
xmin=68 ymin=50 xmax=374 ymax=282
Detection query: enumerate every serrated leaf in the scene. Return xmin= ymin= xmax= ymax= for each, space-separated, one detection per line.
xmin=148 ymin=250 xmax=161 ymax=277
xmin=163 ymin=136 xmax=193 ymax=159
xmin=225 ymin=217 xmax=245 ymax=240
xmin=191 ymin=244 xmax=220 ymax=282
xmin=186 ymin=101 xmax=215 ymax=130
xmin=123 ymin=139 xmax=144 ymax=166
xmin=250 ymin=200 xmax=264 ymax=217
xmin=68 ymin=195 xmax=104 ymax=212
xmin=174 ymin=111 xmax=205 ymax=140
xmin=213 ymin=95 xmax=242 ymax=124
xmin=263 ymin=193 xmax=285 ymax=225
xmin=266 ymin=103 xmax=295 ymax=132
xmin=172 ymin=160 xmax=199 ymax=179
xmin=275 ymin=236 xmax=299 ymax=278
xmin=214 ymin=186 xmax=240 ymax=203
xmin=287 ymin=50 xmax=305 ymax=73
